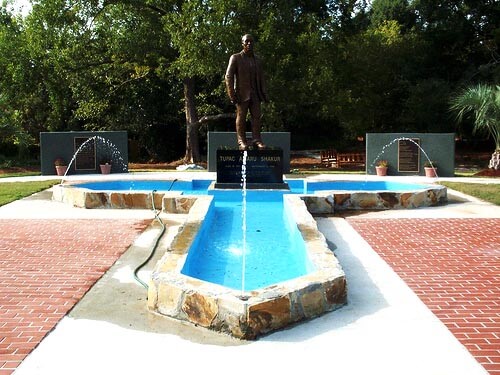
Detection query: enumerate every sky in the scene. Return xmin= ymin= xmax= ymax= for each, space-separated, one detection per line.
xmin=6 ymin=0 xmax=32 ymax=17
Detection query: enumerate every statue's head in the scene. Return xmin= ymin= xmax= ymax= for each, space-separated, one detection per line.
xmin=241 ymin=34 xmax=254 ymax=54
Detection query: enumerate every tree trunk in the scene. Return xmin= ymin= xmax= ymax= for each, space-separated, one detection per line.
xmin=183 ymin=76 xmax=200 ymax=163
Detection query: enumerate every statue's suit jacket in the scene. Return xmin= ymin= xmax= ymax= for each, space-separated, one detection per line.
xmin=225 ymin=51 xmax=268 ymax=103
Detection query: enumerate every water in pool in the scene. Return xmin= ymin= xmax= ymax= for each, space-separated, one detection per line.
xmin=75 ymin=179 xmax=212 ymax=195
xmin=181 ymin=190 xmax=315 ymax=291
xmin=75 ymin=179 xmax=431 ymax=195
xmin=303 ymin=180 xmax=431 ymax=192
xmin=69 ymin=178 xmax=438 ymax=291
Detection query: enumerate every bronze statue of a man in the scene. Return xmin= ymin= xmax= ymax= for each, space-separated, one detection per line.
xmin=225 ymin=34 xmax=269 ymax=150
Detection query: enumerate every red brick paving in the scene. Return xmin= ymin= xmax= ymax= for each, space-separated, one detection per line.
xmin=348 ymin=218 xmax=500 ymax=375
xmin=0 ymin=219 xmax=149 ymax=375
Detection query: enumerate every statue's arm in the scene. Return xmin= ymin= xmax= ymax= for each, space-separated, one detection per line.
xmin=261 ymin=75 xmax=269 ymax=103
xmin=256 ymin=57 xmax=269 ymax=102
xmin=225 ymin=55 xmax=238 ymax=103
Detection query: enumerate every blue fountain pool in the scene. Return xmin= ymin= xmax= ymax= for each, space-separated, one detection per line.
xmin=288 ymin=179 xmax=432 ymax=193
xmin=74 ymin=179 xmax=213 ymax=194
xmin=63 ymin=178 xmax=444 ymax=291
xmin=55 ymin=178 xmax=446 ymax=291
xmin=54 ymin=176 xmax=445 ymax=338
xmin=73 ymin=179 xmax=433 ymax=195
xmin=181 ymin=190 xmax=314 ymax=291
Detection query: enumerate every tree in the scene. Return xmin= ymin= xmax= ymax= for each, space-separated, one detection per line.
xmin=370 ymin=0 xmax=414 ymax=30
xmin=0 ymin=5 xmax=37 ymax=157
xmin=158 ymin=0 xmax=341 ymax=159
xmin=332 ymin=20 xmax=424 ymax=138
xmin=157 ymin=0 xmax=239 ymax=163
xmin=62 ymin=1 xmax=181 ymax=160
xmin=18 ymin=0 xmax=184 ymax=161
xmin=2 ymin=0 xmax=499 ymax=161
xmin=412 ymin=0 xmax=499 ymax=83
xmin=451 ymin=84 xmax=500 ymax=169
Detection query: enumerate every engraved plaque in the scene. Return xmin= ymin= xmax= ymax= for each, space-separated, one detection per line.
xmin=216 ymin=149 xmax=284 ymax=187
xmin=398 ymin=138 xmax=420 ymax=172
xmin=74 ymin=137 xmax=96 ymax=170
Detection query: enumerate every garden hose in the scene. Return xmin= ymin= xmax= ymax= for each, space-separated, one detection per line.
xmin=133 ymin=189 xmax=166 ymax=289
xmin=167 ymin=178 xmax=178 ymax=191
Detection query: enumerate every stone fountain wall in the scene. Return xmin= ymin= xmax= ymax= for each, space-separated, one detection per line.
xmin=52 ymin=184 xmax=199 ymax=213
xmin=52 ymin=183 xmax=447 ymax=213
xmin=147 ymin=195 xmax=347 ymax=340
xmin=301 ymin=186 xmax=447 ymax=214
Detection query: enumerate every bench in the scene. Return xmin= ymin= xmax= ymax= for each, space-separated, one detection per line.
xmin=337 ymin=152 xmax=365 ymax=168
xmin=320 ymin=149 xmax=365 ymax=169
xmin=320 ymin=149 xmax=338 ymax=167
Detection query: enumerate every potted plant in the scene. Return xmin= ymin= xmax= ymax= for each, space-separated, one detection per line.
xmin=375 ymin=160 xmax=388 ymax=176
xmin=99 ymin=156 xmax=112 ymax=174
xmin=54 ymin=158 xmax=67 ymax=176
xmin=424 ymin=161 xmax=437 ymax=177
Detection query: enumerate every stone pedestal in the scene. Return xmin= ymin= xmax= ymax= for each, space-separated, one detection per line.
xmin=215 ymin=149 xmax=288 ymax=189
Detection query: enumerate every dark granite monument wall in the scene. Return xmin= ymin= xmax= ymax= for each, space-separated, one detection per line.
xmin=215 ymin=149 xmax=287 ymax=189
xmin=207 ymin=132 xmax=290 ymax=173
xmin=366 ymin=133 xmax=455 ymax=177
xmin=40 ymin=131 xmax=128 ymax=175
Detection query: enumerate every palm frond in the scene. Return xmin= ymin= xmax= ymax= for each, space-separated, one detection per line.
xmin=450 ymin=84 xmax=500 ymax=150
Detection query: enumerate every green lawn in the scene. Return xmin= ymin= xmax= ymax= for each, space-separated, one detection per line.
xmin=438 ymin=181 xmax=500 ymax=205
xmin=0 ymin=180 xmax=59 ymax=207
xmin=0 ymin=171 xmax=41 ymax=178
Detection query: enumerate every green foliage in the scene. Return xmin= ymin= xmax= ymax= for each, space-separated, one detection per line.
xmin=163 ymin=0 xmax=238 ymax=79
xmin=0 ymin=0 xmax=498 ymax=159
xmin=0 ymin=7 xmax=35 ymax=152
xmin=451 ymin=84 xmax=500 ymax=151
xmin=332 ymin=19 xmax=427 ymax=138
xmin=370 ymin=0 xmax=414 ymax=29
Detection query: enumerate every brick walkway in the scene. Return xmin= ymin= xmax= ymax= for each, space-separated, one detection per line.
xmin=0 ymin=219 xmax=149 ymax=375
xmin=348 ymin=218 xmax=500 ymax=375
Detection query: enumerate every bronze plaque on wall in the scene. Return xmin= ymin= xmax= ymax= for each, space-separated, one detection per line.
xmin=74 ymin=137 xmax=96 ymax=170
xmin=398 ymin=138 xmax=420 ymax=172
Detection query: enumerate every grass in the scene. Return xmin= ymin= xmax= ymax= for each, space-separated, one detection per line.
xmin=0 ymin=180 xmax=59 ymax=207
xmin=0 ymin=171 xmax=41 ymax=178
xmin=438 ymin=181 xmax=500 ymax=205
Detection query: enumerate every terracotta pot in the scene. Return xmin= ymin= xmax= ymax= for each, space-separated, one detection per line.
xmin=424 ymin=167 xmax=437 ymax=178
xmin=375 ymin=166 xmax=387 ymax=176
xmin=100 ymin=163 xmax=112 ymax=174
xmin=55 ymin=165 xmax=67 ymax=176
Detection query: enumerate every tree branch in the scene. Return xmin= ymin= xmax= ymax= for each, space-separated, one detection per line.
xmin=144 ymin=4 xmax=168 ymax=16
xmin=190 ymin=113 xmax=235 ymax=127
